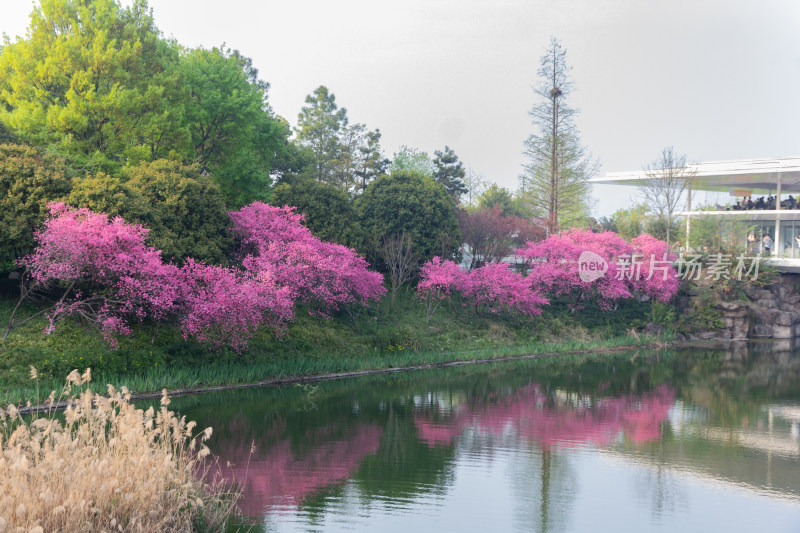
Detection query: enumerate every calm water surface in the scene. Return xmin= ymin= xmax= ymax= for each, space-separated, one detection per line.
xmin=166 ymin=344 xmax=800 ymax=532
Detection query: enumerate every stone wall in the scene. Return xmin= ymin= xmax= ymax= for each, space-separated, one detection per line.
xmin=685 ymin=274 xmax=800 ymax=341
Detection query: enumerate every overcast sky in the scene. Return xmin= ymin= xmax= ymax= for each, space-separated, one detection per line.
xmin=3 ymin=0 xmax=799 ymax=216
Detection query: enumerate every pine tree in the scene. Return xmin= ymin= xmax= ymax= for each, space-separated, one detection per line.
xmin=433 ymin=146 xmax=468 ymax=202
xmin=519 ymin=38 xmax=598 ymax=234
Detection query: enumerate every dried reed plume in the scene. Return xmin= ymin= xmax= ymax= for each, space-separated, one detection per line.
xmin=0 ymin=368 xmax=239 ymax=531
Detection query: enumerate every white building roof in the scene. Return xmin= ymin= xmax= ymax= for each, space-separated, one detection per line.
xmin=591 ymin=157 xmax=800 ymax=194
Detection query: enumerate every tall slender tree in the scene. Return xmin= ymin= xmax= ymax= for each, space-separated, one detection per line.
xmin=295 ymin=86 xmax=349 ymax=185
xmin=642 ymin=146 xmax=695 ymax=247
xmin=519 ymin=38 xmax=598 ymax=234
xmin=433 ymin=146 xmax=468 ymax=202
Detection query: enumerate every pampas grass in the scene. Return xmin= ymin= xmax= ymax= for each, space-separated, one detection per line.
xmin=0 ymin=368 xmax=238 ymax=532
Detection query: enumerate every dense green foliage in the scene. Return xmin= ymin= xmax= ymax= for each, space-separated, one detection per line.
xmin=0 ymin=0 xmax=185 ymax=172
xmin=68 ymin=160 xmax=231 ymax=264
xmin=356 ymin=171 xmax=460 ymax=263
xmin=181 ymin=46 xmax=289 ymax=207
xmin=432 ymin=146 xmax=467 ymax=201
xmin=0 ymin=143 xmax=72 ymax=266
xmin=0 ymin=0 xmax=289 ymax=205
xmin=272 ymin=178 xmax=362 ymax=246
xmin=477 ymin=184 xmax=527 ymax=217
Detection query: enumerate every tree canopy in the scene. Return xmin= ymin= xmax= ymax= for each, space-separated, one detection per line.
xmin=432 ymin=146 xmax=467 ymax=202
xmin=272 ymin=178 xmax=362 ymax=247
xmin=0 ymin=0 xmax=290 ymax=206
xmin=0 ymin=143 xmax=72 ymax=267
xmin=68 ymin=160 xmax=231 ymax=264
xmin=356 ymin=171 xmax=460 ymax=265
xmin=294 ymin=86 xmax=386 ymax=194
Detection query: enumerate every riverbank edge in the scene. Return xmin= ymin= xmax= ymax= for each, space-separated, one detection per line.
xmin=13 ymin=337 xmax=727 ymax=414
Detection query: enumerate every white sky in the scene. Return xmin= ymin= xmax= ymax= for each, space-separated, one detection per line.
xmin=3 ymin=0 xmax=800 ymax=217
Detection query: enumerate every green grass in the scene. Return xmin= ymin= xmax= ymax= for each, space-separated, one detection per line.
xmin=0 ymin=283 xmax=672 ymax=405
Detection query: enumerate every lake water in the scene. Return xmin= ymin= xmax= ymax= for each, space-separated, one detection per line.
xmin=166 ymin=344 xmax=800 ymax=532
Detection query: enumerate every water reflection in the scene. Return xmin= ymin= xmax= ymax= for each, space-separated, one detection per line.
xmin=166 ymin=343 xmax=800 ymax=531
xmin=413 ymin=384 xmax=674 ymax=449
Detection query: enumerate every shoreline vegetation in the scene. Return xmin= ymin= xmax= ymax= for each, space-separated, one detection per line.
xmin=8 ymin=333 xmax=698 ymax=413
xmin=1 ymin=282 xmax=686 ymax=406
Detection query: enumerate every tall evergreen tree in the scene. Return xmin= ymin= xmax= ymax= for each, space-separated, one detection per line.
xmin=295 ymin=86 xmax=384 ymax=194
xmin=354 ymin=129 xmax=389 ymax=194
xmin=295 ymin=86 xmax=349 ymax=185
xmin=519 ymin=38 xmax=598 ymax=233
xmin=433 ymin=146 xmax=467 ymax=202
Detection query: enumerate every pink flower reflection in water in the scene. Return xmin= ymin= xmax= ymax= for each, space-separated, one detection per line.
xmin=415 ymin=384 xmax=675 ymax=449
xmin=215 ymin=422 xmax=383 ymax=516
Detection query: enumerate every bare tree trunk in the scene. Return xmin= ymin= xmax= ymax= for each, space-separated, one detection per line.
xmin=379 ymin=232 xmax=420 ymax=310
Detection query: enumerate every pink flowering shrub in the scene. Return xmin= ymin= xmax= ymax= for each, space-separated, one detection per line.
xmin=177 ymin=260 xmax=294 ymax=351
xmin=416 ymin=257 xmax=467 ymax=321
xmin=230 ymin=202 xmax=385 ymax=318
xmin=416 ymin=258 xmax=548 ymax=318
xmin=21 ymin=203 xmax=181 ymax=343
xmin=516 ymin=228 xmax=679 ymax=309
xmin=630 ymin=234 xmax=679 ymax=302
xmin=15 ymin=204 xmax=300 ymax=351
xmin=461 ymin=263 xmax=548 ymax=316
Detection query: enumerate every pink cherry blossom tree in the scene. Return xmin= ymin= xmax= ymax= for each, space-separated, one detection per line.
xmin=460 ymin=263 xmax=549 ymax=316
xmin=230 ymin=202 xmax=386 ymax=319
xmin=177 ymin=260 xmax=294 ymax=351
xmin=516 ymin=229 xmax=634 ymax=310
xmin=516 ymin=229 xmax=679 ymax=310
xmin=8 ymin=203 xmax=303 ymax=351
xmin=416 ymin=257 xmax=466 ymax=321
xmin=629 ymin=234 xmax=679 ymax=301
xmin=9 ymin=203 xmax=182 ymax=348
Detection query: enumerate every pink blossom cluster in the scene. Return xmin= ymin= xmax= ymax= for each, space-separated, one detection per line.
xmin=229 ymin=202 xmax=386 ymax=317
xmin=177 ymin=260 xmax=294 ymax=351
xmin=24 ymin=203 xmax=183 ymax=343
xmin=461 ymin=262 xmax=549 ymax=316
xmin=22 ymin=202 xmax=386 ymax=350
xmin=629 ymin=234 xmax=680 ymax=302
xmin=515 ymin=229 xmax=679 ymax=309
xmin=416 ymin=257 xmax=548 ymax=319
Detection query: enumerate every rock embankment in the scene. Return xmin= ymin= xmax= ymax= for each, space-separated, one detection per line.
xmin=685 ymin=274 xmax=800 ymax=340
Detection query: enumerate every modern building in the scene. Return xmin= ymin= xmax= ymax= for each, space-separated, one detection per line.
xmin=590 ymin=157 xmax=800 ymax=270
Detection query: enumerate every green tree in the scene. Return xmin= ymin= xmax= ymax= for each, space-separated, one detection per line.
xmin=0 ymin=143 xmax=72 ymax=268
xmin=356 ymin=171 xmax=460 ymax=265
xmin=609 ymin=204 xmax=649 ymax=240
xmin=477 ymin=184 xmax=524 ymax=217
xmin=432 ymin=146 xmax=467 ymax=202
xmin=295 ymin=86 xmax=349 ymax=185
xmin=68 ymin=160 xmax=231 ymax=264
xmin=389 ymin=146 xmax=434 ymax=177
xmin=272 ymin=178 xmax=362 ymax=247
xmin=0 ymin=0 xmax=189 ymax=172
xmin=294 ymin=86 xmax=384 ymax=194
xmin=353 ymin=129 xmax=389 ymax=194
xmin=181 ymin=46 xmax=289 ymax=207
xmin=519 ymin=37 xmax=598 ymax=233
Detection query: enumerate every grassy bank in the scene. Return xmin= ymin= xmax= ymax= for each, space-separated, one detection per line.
xmin=0 ymin=283 xmax=674 ymax=405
